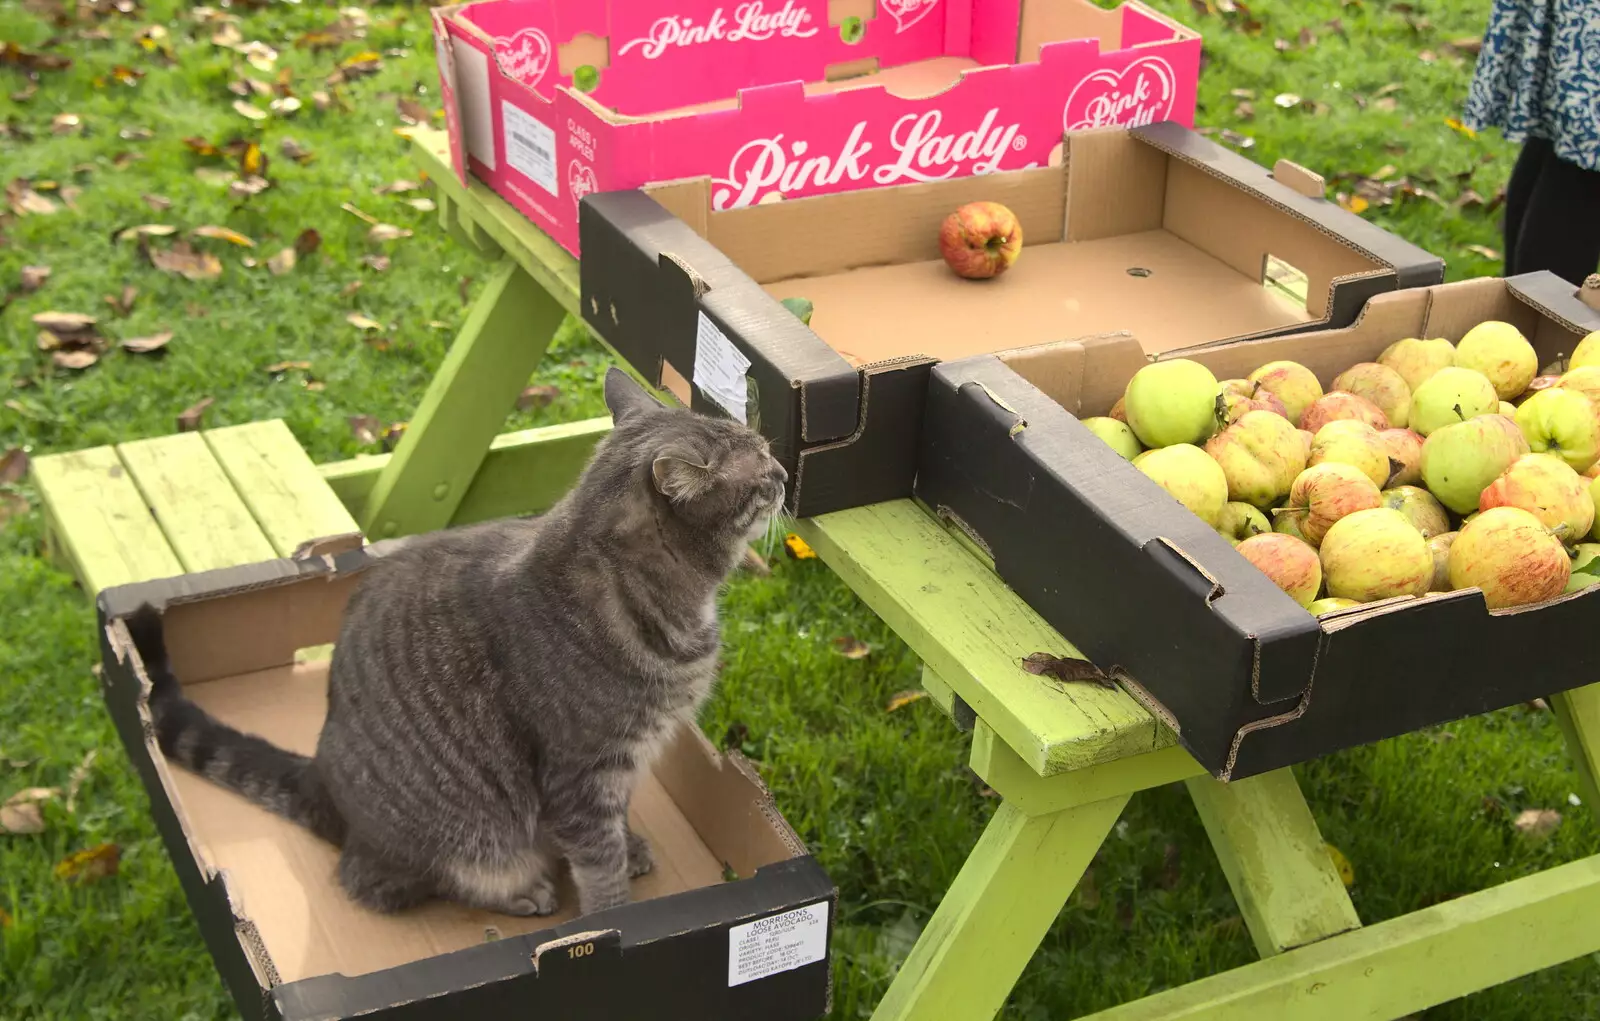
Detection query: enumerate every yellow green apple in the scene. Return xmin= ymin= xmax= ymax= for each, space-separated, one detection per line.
xmin=1382 ymin=485 xmax=1451 ymax=538
xmin=1557 ymin=365 xmax=1600 ymax=407
xmin=1309 ymin=419 xmax=1392 ymax=487
xmin=1306 ymin=596 xmax=1362 ymax=614
xmin=1419 ymin=415 xmax=1527 ymax=514
xmin=1448 ymin=506 xmax=1570 ymax=608
xmin=1331 ymin=362 xmax=1412 ymax=428
xmin=1123 ymin=359 xmax=1221 ymax=448
xmin=1204 ymin=409 xmax=1306 ymax=507
xmin=1378 ymin=336 xmax=1455 ymax=392
xmin=1108 ymin=395 xmax=1127 ymax=422
xmin=1133 ymin=443 xmax=1227 ymax=526
xmin=1217 ymin=501 xmax=1271 ymax=544
xmin=1568 ymin=330 xmax=1600 ymax=370
xmin=1456 ymin=321 xmax=1538 ymax=399
xmin=1275 ymin=507 xmax=1313 ymax=543
xmin=1218 ymin=378 xmax=1290 ymax=423
xmin=1427 ymin=531 xmax=1458 ymax=591
xmin=1248 ymin=360 xmax=1324 ymax=427
xmin=1082 ymin=416 xmax=1142 ymax=460
xmin=1300 ymin=391 xmax=1390 ymax=434
xmin=1497 ymin=401 xmax=1517 ymax=417
xmin=1478 ymin=453 xmax=1594 ymax=538
xmin=1380 ymin=428 xmax=1424 ymax=486
xmin=1515 ymin=387 xmax=1600 ymax=472
xmin=1236 ymin=532 xmax=1322 ymax=607
xmin=1277 ymin=461 xmax=1383 ymax=545
xmin=1319 ymin=508 xmax=1434 ymax=602
xmin=1410 ymin=366 xmax=1500 ymax=435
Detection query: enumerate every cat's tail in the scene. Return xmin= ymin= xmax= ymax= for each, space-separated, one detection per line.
xmin=124 ymin=603 xmax=346 ymax=846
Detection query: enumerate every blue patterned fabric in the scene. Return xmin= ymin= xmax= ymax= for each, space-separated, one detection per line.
xmin=1464 ymin=0 xmax=1600 ymax=172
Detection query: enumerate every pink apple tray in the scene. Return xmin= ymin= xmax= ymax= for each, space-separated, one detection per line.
xmin=430 ymin=0 xmax=1201 ymax=256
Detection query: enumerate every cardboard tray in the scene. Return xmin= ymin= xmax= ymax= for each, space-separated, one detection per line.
xmin=97 ymin=539 xmax=836 ymax=1021
xmin=914 ymin=273 xmax=1600 ymax=781
xmin=431 ymin=0 xmax=1202 ymax=255
xmin=579 ymin=123 xmax=1445 ymax=516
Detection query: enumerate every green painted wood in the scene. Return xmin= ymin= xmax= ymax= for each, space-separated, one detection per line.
xmin=1551 ymin=683 xmax=1600 ymax=826
xmin=437 ymin=189 xmax=503 ymax=258
xmin=203 ymin=421 xmax=361 ymax=556
xmin=411 ymin=128 xmax=580 ymax=315
xmin=1185 ymin=770 xmax=1360 ymax=958
xmin=360 ymin=261 xmax=568 ymax=539
xmin=1076 ymin=852 xmax=1600 ymax=1021
xmin=872 ymin=795 xmax=1129 ymax=1021
xmin=796 ymin=501 xmax=1169 ymax=776
xmin=920 ymin=664 xmax=956 ymax=719
xmin=970 ymin=720 xmax=1201 ymax=815
xmin=116 ymin=433 xmax=277 ymax=573
xmin=31 ymin=446 xmax=185 ymax=595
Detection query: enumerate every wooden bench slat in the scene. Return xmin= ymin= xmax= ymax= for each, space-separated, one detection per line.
xmin=204 ymin=421 xmax=361 ymax=556
xmin=116 ymin=433 xmax=277 ymax=573
xmin=31 ymin=445 xmax=185 ymax=595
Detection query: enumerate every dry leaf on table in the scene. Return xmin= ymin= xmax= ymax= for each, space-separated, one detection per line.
xmin=1020 ymin=652 xmax=1115 ymax=689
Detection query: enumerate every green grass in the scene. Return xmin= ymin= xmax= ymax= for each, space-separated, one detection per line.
xmin=2 ymin=0 xmax=1598 ymax=1018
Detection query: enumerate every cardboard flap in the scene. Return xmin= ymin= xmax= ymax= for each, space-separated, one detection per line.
xmin=1506 ymin=271 xmax=1600 ymax=338
xmin=432 ymin=9 xmax=471 ymax=187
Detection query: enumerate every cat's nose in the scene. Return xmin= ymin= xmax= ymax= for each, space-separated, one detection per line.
xmin=771 ymin=460 xmax=789 ymax=484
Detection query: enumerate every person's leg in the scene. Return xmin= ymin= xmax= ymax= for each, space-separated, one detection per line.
xmin=1511 ymin=144 xmax=1600 ymax=285
xmin=1502 ymin=136 xmax=1553 ymax=276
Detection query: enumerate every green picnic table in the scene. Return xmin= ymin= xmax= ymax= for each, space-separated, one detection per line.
xmin=33 ymin=125 xmax=1600 ymax=1021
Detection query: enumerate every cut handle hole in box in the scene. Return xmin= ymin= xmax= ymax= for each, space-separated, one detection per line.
xmin=1262 ymin=254 xmax=1310 ymax=311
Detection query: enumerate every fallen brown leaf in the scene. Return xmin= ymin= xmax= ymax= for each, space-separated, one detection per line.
xmin=0 ymin=447 xmax=29 ymax=485
xmin=192 ymin=225 xmax=255 ymax=247
xmin=141 ymin=192 xmax=171 ymax=211
xmin=341 ymin=202 xmax=380 ymax=225
xmin=396 ymin=97 xmax=430 ymax=126
xmin=120 ymin=331 xmax=173 ymax=354
xmin=51 ymin=112 xmax=81 ymax=135
xmin=348 ymin=414 xmax=381 ymax=446
xmin=52 ymin=350 xmax=98 ymax=370
xmin=36 ymin=331 xmax=62 ymax=352
xmin=1020 ymin=652 xmax=1114 ymax=688
xmin=361 ymin=255 xmax=390 ymax=272
xmin=347 ymin=313 xmax=382 ymax=331
xmin=1445 ymin=117 xmax=1476 ymax=138
xmin=106 ymin=285 xmax=137 ymax=316
xmin=1 ymin=786 xmax=59 ymax=834
xmin=1273 ymin=92 xmax=1301 ymax=108
xmin=269 ymin=96 xmax=301 ymax=117
xmin=31 ymin=310 xmax=95 ymax=332
xmin=783 ymin=533 xmax=816 ymax=560
xmin=339 ymin=280 xmax=364 ymax=298
xmin=148 ymin=241 xmax=223 ymax=281
xmin=1513 ymin=808 xmax=1561 ymax=838
xmin=18 ymin=265 xmax=50 ymax=291
xmin=368 ymin=223 xmax=412 ymax=242
xmin=832 ymin=636 xmax=871 ymax=659
xmin=281 ymin=137 xmax=315 ymax=164
xmin=266 ymin=248 xmax=295 ymax=275
xmin=885 ymin=690 xmax=927 ymax=713
xmin=739 ymin=546 xmax=770 ymax=576
xmin=1326 ymin=843 xmax=1355 ymax=887
xmin=1465 ymin=244 xmax=1501 ymax=260
xmin=517 ymin=384 xmax=560 ymax=410
xmin=54 ymin=842 xmax=119 ymax=882
xmin=116 ymin=223 xmax=177 ymax=242
xmin=65 ymin=749 xmax=96 ymax=813
xmin=232 ymin=99 xmax=267 ymax=121
xmin=176 ymin=396 xmax=214 ymax=432
xmin=264 ymin=360 xmax=312 ymax=374
xmin=9 ymin=182 xmax=58 ymax=216
xmin=229 ymin=176 xmax=270 ymax=199
xmin=406 ymin=197 xmax=437 ymax=212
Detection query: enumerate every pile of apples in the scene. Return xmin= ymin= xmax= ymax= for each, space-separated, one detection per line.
xmin=1083 ymin=324 xmax=1600 ymax=615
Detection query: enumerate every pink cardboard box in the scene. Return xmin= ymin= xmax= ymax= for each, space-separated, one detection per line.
xmin=431 ymin=0 xmax=1200 ymax=256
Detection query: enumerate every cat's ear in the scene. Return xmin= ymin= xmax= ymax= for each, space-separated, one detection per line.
xmin=604 ymin=366 xmax=661 ymax=424
xmin=652 ymin=455 xmax=715 ymax=503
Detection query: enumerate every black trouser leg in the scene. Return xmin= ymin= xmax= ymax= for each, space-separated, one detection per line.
xmin=1507 ymin=139 xmax=1600 ymax=285
xmin=1502 ymin=136 xmax=1551 ymax=274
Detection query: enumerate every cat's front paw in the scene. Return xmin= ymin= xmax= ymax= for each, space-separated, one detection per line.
xmin=506 ymin=874 xmax=561 ymax=916
xmin=626 ymin=829 xmax=655 ymax=878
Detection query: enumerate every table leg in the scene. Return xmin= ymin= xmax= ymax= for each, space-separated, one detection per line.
xmin=1551 ymin=682 xmax=1600 ymax=825
xmin=359 ymin=261 xmax=567 ymax=538
xmin=1185 ymin=769 xmax=1360 ymax=958
xmin=871 ymin=794 xmax=1129 ymax=1021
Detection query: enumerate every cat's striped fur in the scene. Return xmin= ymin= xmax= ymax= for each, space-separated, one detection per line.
xmin=126 ymin=368 xmax=787 ymax=917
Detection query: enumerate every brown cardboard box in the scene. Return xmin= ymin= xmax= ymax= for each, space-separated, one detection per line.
xmin=97 ymin=543 xmax=836 ymax=1021
xmin=916 ymin=273 xmax=1600 ymax=780
xmin=581 ymin=122 xmax=1444 ymax=516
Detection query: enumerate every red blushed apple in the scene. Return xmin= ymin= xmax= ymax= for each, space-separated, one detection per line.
xmin=939 ymin=201 xmax=1023 ymax=280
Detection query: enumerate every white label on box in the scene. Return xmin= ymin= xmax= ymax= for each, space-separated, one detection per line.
xmin=727 ymin=901 xmax=830 ymax=988
xmin=452 ymin=38 xmax=495 ymax=170
xmin=693 ymin=311 xmax=752 ymax=423
xmin=501 ymin=101 xmax=557 ymax=195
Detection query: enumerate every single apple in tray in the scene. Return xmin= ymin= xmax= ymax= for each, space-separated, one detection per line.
xmin=1455 ymin=321 xmax=1538 ymax=399
xmin=1380 ymin=428 xmax=1424 ymax=486
xmin=1247 ymin=360 xmax=1324 ymax=427
xmin=1217 ymin=501 xmax=1272 ymax=544
xmin=939 ymin=201 xmax=1022 ymax=280
xmin=1218 ymin=378 xmax=1290 ymax=424
xmin=1309 ymin=419 xmax=1393 ymax=488
xmin=1123 ymin=359 xmax=1221 ymax=448
xmin=1497 ymin=401 xmax=1518 ymax=417
xmin=1478 ymin=453 xmax=1595 ymax=538
xmin=1300 ymin=390 xmax=1391 ymax=435
xmin=1515 ymin=386 xmax=1600 ymax=472
xmin=1378 ymin=336 xmax=1455 ymax=392
xmin=1419 ymin=415 xmax=1526 ymax=514
xmin=1082 ymin=416 xmax=1142 ymax=460
xmin=1382 ymin=485 xmax=1451 ymax=538
xmin=1448 ymin=506 xmax=1570 ymax=609
xmin=1572 ymin=330 xmax=1600 ymax=371
xmin=1557 ymin=365 xmax=1600 ymax=407
xmin=1409 ymin=366 xmax=1500 ymax=435
xmin=1133 ymin=443 xmax=1228 ymax=527
xmin=1306 ymin=596 xmax=1362 ymax=615
xmin=1204 ymin=409 xmax=1306 ymax=508
xmin=1319 ymin=507 xmax=1434 ymax=603
xmin=1331 ymin=362 xmax=1412 ymax=428
xmin=1236 ymin=532 xmax=1322 ymax=607
xmin=1276 ymin=461 xmax=1383 ymax=546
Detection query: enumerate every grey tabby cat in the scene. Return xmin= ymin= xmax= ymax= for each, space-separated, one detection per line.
xmin=125 ymin=367 xmax=787 ymax=917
